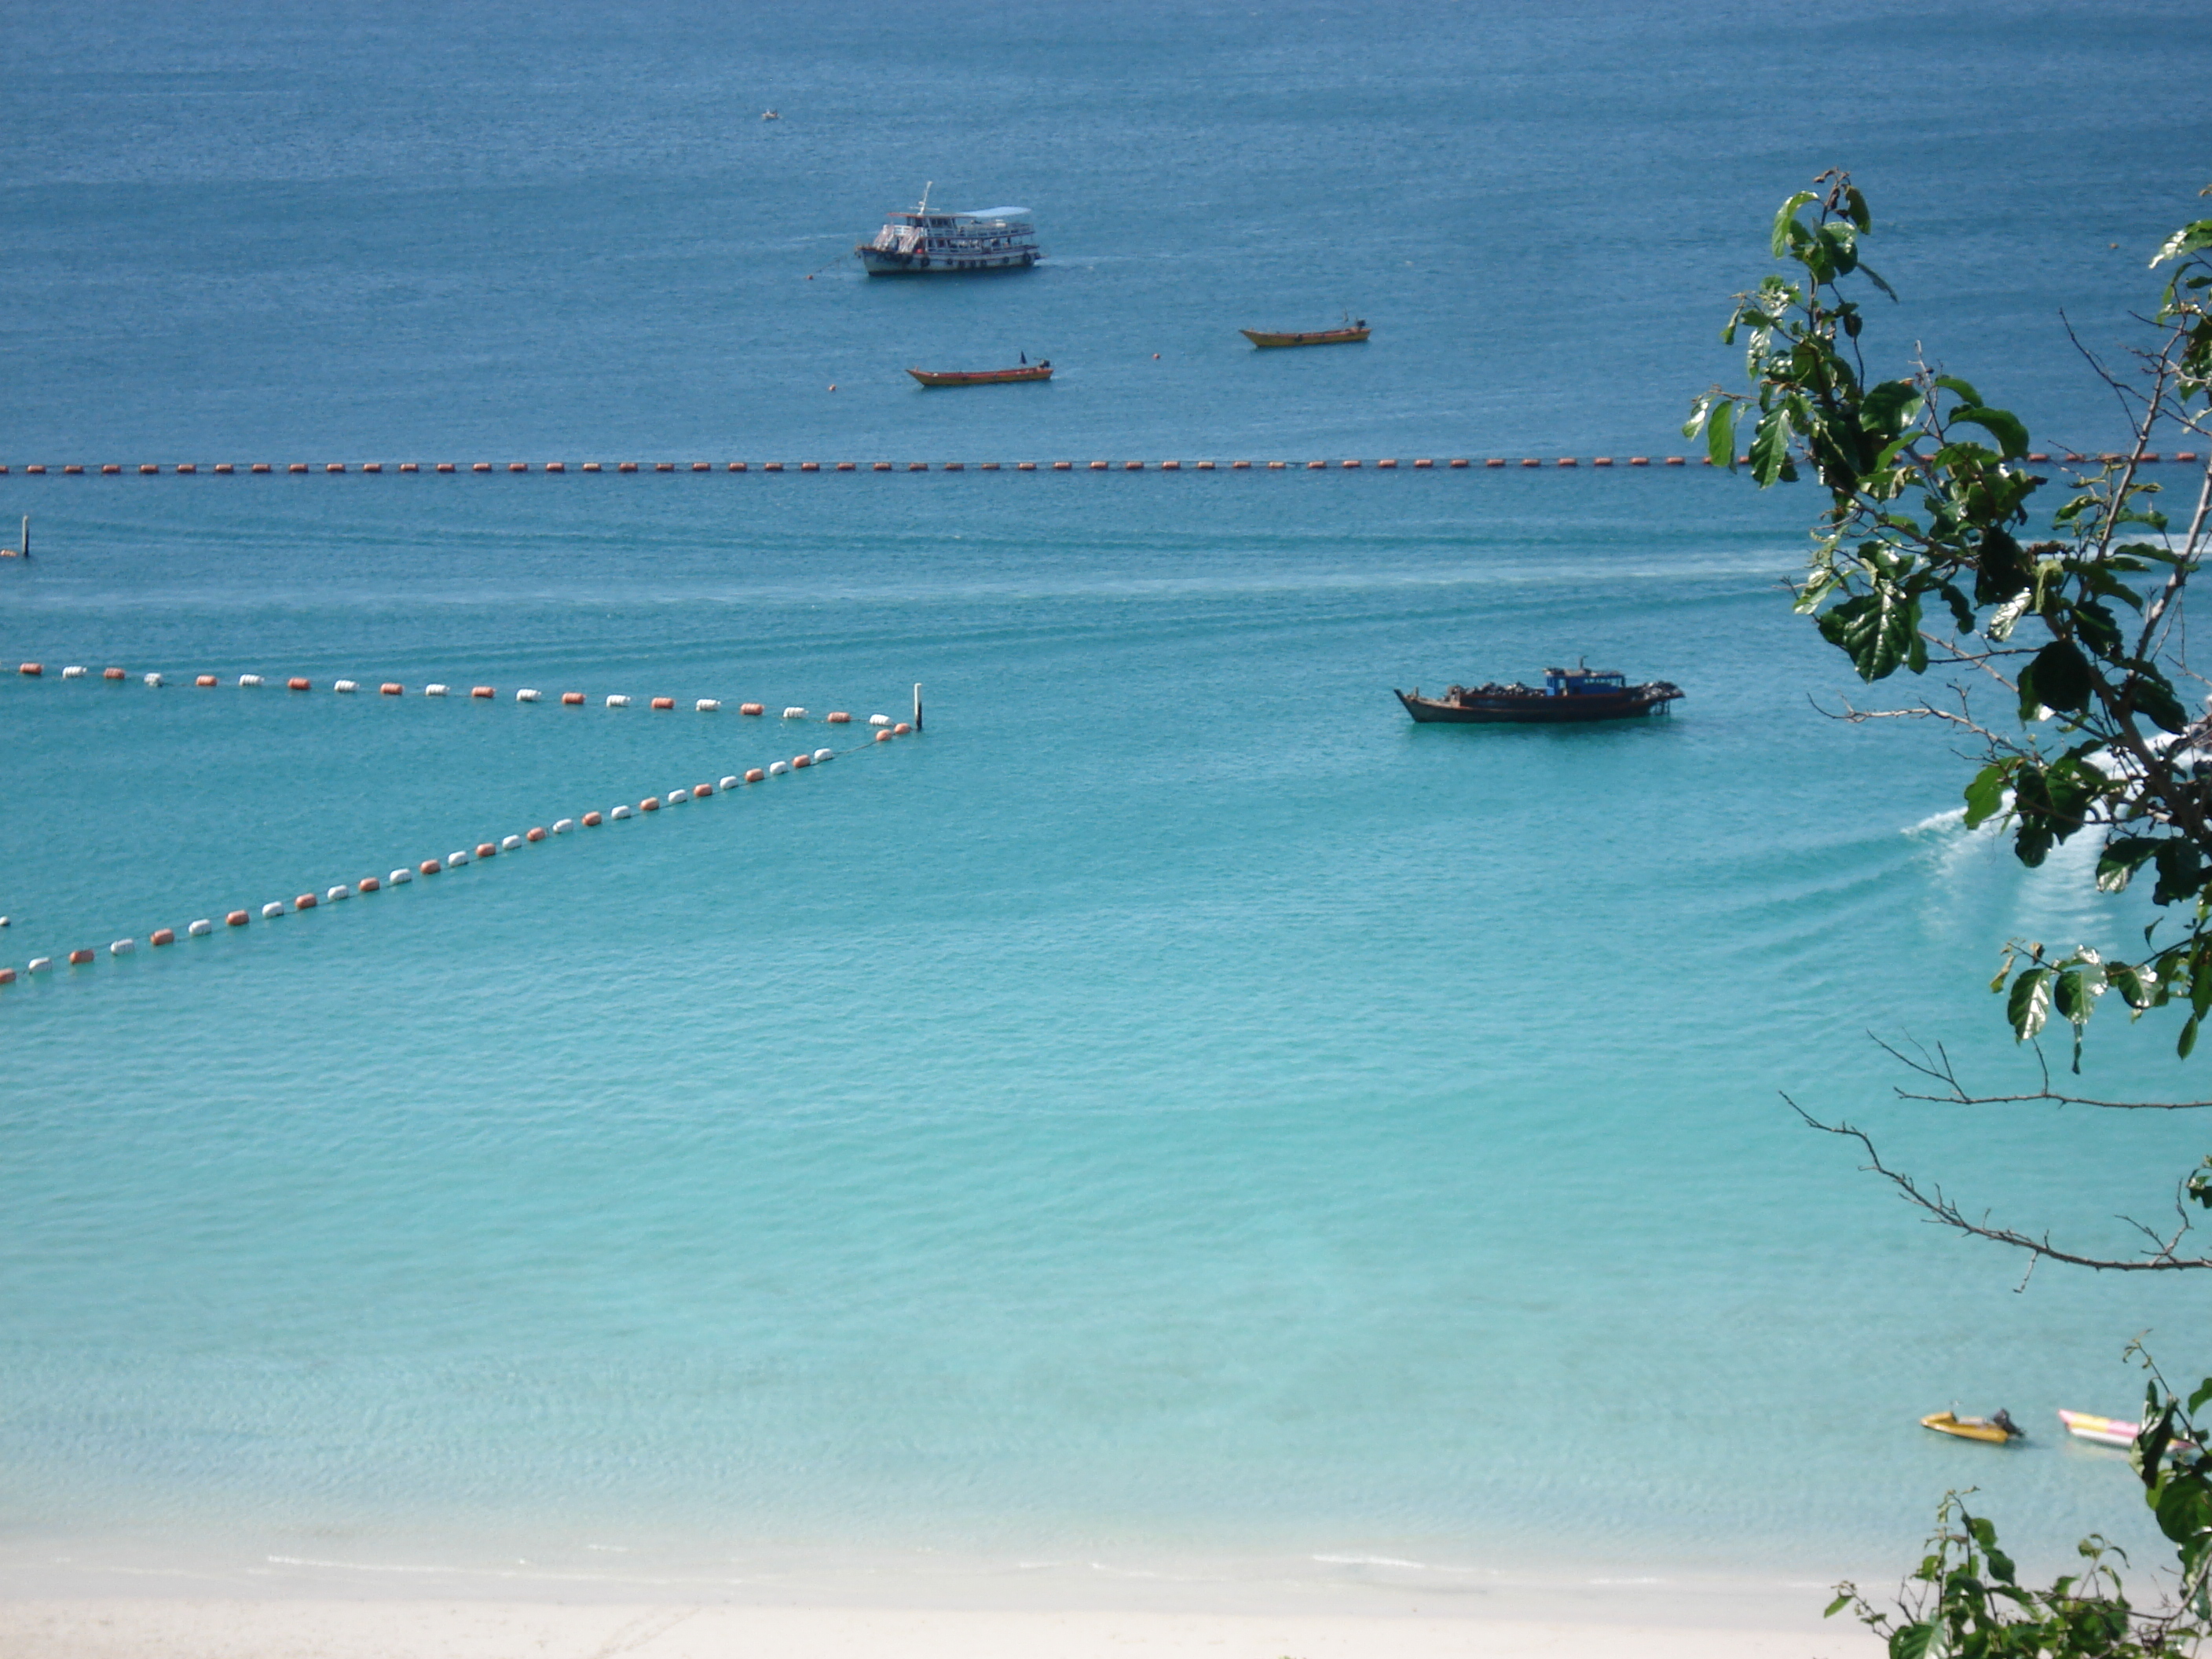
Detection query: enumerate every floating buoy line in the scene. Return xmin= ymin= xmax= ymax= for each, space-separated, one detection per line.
xmin=0 ymin=452 xmax=2196 ymax=478
xmin=0 ymin=681 xmax=925 ymax=994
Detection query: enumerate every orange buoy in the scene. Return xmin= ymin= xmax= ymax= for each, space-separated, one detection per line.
xmin=362 ymin=462 xmax=381 ymax=473
xmin=693 ymin=782 xmax=714 ymax=797
xmin=1053 ymin=460 xmax=1072 ymax=470
xmin=1376 ymin=458 xmax=1396 ymax=468
xmin=837 ymin=461 xmax=856 ymax=471
xmin=69 ymin=948 xmax=95 ymax=965
xmin=1195 ymin=460 xmax=1214 ymax=469
xmin=656 ymin=462 xmax=675 ymax=472
xmin=1592 ymin=457 xmax=1613 ymax=467
xmin=1664 ymin=456 xmax=1686 ymax=466
xmin=800 ymin=461 xmax=820 ymax=472
xmin=1125 ymin=460 xmax=1142 ymax=470
xmin=943 ymin=463 xmax=963 ymax=471
xmin=295 ymin=893 xmax=317 ymax=910
xmin=874 ymin=728 xmax=892 ymax=742
xmin=1267 ymin=461 xmax=1286 ymax=470
xmin=471 ymin=685 xmax=493 ymax=698
xmin=176 ymin=463 xmax=196 ymax=474
xmin=1521 ymin=459 xmax=1540 ymax=467
xmin=1558 ymin=458 xmax=1578 ymax=467
xmin=745 ymin=767 xmax=766 ymax=782
xmin=827 ymin=711 xmax=851 ymax=723
xmin=227 ymin=910 xmax=250 ymax=926
xmin=874 ymin=461 xmax=893 ymax=471
xmin=359 ymin=876 xmax=380 ymax=892
xmin=507 ymin=462 xmax=527 ymax=473
xmin=618 ymin=461 xmax=638 ymax=472
xmin=641 ymin=797 xmax=661 ymax=811
xmin=472 ymin=462 xmax=491 ymax=473
xmin=562 ymin=691 xmax=584 ymax=705
xmin=151 ymin=928 xmax=175 ymax=947
xmin=582 ymin=811 xmax=603 ymax=826
xmin=893 ymin=721 xmax=912 ymax=735
xmin=18 ymin=663 xmax=41 ymax=676
xmin=0 ymin=969 xmax=13 ymax=985
xmin=582 ymin=461 xmax=602 ymax=471
xmin=526 ymin=826 xmax=546 ymax=841
xmin=651 ymin=696 xmax=675 ymax=711
xmin=420 ymin=859 xmax=441 ymax=876
xmin=381 ymin=682 xmax=402 ymax=694
xmin=546 ymin=462 xmax=565 ymax=472
xmin=399 ymin=462 xmax=419 ymax=472
xmin=287 ymin=677 xmax=311 ymax=690
xmin=326 ymin=463 xmax=344 ymax=474
xmin=103 ymin=666 xmax=126 ymax=680
xmin=1630 ymin=456 xmax=1650 ymax=466
xmin=1232 ymin=460 xmax=1251 ymax=469
xmin=740 ymin=702 xmax=765 ymax=716
xmin=476 ymin=842 xmax=496 ymax=859
xmin=793 ymin=753 xmax=811 ymax=768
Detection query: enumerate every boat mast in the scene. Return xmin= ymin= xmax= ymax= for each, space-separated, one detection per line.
xmin=917 ymin=180 xmax=932 ymax=214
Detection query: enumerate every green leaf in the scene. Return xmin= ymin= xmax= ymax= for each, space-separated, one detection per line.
xmin=1771 ymin=192 xmax=1818 ymax=258
xmin=2152 ymin=219 xmax=2212 ymax=268
xmin=1818 ymin=589 xmax=1924 ymax=682
xmin=1972 ymin=527 xmax=2031 ymax=605
xmin=2097 ymin=837 xmax=2159 ymax=893
xmin=1749 ymin=406 xmax=1793 ymax=485
xmin=1949 ymin=405 xmax=2031 ymax=460
xmin=1706 ymin=400 xmax=1738 ymax=469
xmin=1824 ymin=1594 xmax=1851 ymax=1619
xmin=1934 ymin=375 xmax=1986 ymax=406
xmin=1964 ymin=764 xmax=2011 ymax=829
xmin=1890 ymin=1621 xmax=1936 ymax=1659
xmin=2181 ymin=1015 xmax=2200 ymax=1060
xmin=2008 ymin=967 xmax=2052 ymax=1040
xmin=2022 ymin=639 xmax=2093 ymax=716
xmin=2130 ymin=668 xmax=2190 ymax=734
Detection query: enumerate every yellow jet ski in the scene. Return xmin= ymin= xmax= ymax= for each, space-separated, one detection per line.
xmin=1922 ymin=1409 xmax=2023 ymax=1444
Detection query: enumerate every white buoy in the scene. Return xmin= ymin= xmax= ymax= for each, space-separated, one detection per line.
xmin=327 ymin=884 xmax=351 ymax=902
xmin=606 ymin=694 xmax=631 ymax=708
xmin=552 ymin=818 xmax=574 ymax=834
xmin=62 ymin=665 xmax=86 ymax=678
xmin=144 ymin=672 xmax=163 ymax=687
xmin=390 ymin=867 xmax=413 ymax=884
xmin=27 ymin=958 xmax=52 ymax=973
xmin=611 ymin=804 xmax=633 ymax=819
xmin=667 ymin=786 xmax=690 ymax=802
xmin=718 ymin=776 xmax=739 ymax=791
xmin=869 ymin=714 xmax=892 ymax=726
xmin=516 ymin=688 xmax=540 ymax=702
xmin=812 ymin=747 xmax=834 ymax=763
xmin=110 ymin=939 xmax=135 ymax=955
xmin=445 ymin=851 xmax=468 ymax=868
xmin=334 ymin=679 xmax=358 ymax=693
xmin=502 ymin=834 xmax=522 ymax=851
xmin=425 ymin=683 xmax=449 ymax=697
xmin=188 ymin=919 xmax=212 ymax=936
xmin=768 ymin=760 xmax=789 ymax=775
xmin=261 ymin=901 xmax=284 ymax=919
xmin=696 ymin=698 xmax=720 ymax=712
xmin=238 ymin=673 xmax=262 ymax=687
xmin=782 ymin=706 xmax=806 ymax=719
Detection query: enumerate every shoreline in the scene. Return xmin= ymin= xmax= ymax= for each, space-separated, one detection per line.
xmin=0 ymin=1543 xmax=1879 ymax=1657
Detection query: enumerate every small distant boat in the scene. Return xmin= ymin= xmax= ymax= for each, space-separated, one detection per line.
xmin=907 ymin=362 xmax=1052 ymax=387
xmin=2060 ymin=1410 xmax=2139 ymax=1448
xmin=1923 ymin=1410 xmax=2023 ymax=1445
xmin=1243 ymin=317 xmax=1369 ymax=347
xmin=1395 ymin=662 xmax=1683 ymax=724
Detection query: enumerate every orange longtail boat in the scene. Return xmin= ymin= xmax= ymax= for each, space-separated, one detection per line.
xmin=907 ymin=361 xmax=1053 ymax=386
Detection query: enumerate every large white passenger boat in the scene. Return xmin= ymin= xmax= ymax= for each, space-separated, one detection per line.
xmin=855 ymin=185 xmax=1041 ymax=275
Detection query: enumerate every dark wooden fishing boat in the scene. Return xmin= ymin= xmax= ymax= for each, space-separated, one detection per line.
xmin=1395 ymin=663 xmax=1683 ymax=724
xmin=1242 ymin=320 xmax=1369 ymax=347
xmin=907 ymin=362 xmax=1052 ymax=386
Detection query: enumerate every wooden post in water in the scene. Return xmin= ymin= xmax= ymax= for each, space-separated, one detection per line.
xmin=913 ymin=683 xmax=923 ymax=731
xmin=16 ymin=516 xmax=24 ymax=561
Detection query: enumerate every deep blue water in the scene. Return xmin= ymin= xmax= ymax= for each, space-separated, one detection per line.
xmin=4 ymin=0 xmax=2212 ymax=1605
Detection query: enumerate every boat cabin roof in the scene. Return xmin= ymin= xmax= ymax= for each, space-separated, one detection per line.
xmin=886 ymin=207 xmax=1030 ymax=225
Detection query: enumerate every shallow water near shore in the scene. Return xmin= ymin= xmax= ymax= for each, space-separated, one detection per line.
xmin=5 ymin=0 xmax=2212 ymax=1607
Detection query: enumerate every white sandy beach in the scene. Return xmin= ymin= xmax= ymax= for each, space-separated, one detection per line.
xmin=0 ymin=1595 xmax=1879 ymax=1659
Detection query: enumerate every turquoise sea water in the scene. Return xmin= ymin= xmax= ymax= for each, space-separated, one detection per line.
xmin=5 ymin=0 xmax=2212 ymax=1604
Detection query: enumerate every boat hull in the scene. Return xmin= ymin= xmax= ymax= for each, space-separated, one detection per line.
xmin=906 ymin=366 xmax=1053 ymax=387
xmin=859 ymin=247 xmax=1038 ymax=274
xmin=1922 ymin=1412 xmax=2016 ymax=1445
xmin=1395 ymin=687 xmax=1679 ymax=723
xmin=1242 ymin=328 xmax=1371 ymax=347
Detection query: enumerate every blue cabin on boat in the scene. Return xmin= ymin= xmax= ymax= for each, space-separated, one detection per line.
xmin=1543 ymin=665 xmax=1627 ymax=696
